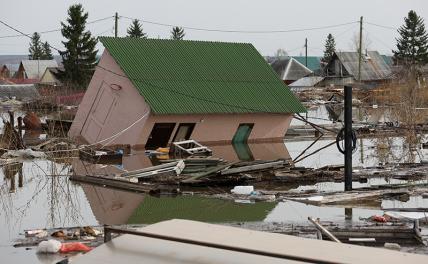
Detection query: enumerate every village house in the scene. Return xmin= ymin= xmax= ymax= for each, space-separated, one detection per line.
xmin=291 ymin=56 xmax=322 ymax=73
xmin=0 ymin=64 xmax=19 ymax=78
xmin=14 ymin=59 xmax=58 ymax=81
xmin=323 ymin=51 xmax=392 ymax=87
xmin=69 ymin=37 xmax=305 ymax=149
xmin=39 ymin=67 xmax=62 ymax=86
xmin=270 ymin=57 xmax=313 ymax=84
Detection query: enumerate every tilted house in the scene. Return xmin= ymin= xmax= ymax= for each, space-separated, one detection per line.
xmin=324 ymin=51 xmax=392 ymax=87
xmin=69 ymin=37 xmax=305 ymax=149
xmin=270 ymin=57 xmax=313 ymax=84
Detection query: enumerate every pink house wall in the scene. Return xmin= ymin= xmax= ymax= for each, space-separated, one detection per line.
xmin=69 ymin=50 xmax=151 ymax=146
xmin=136 ymin=113 xmax=293 ymax=148
xmin=70 ymin=50 xmax=294 ymax=148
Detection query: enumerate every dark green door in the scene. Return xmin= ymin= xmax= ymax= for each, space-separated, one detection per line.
xmin=232 ymin=124 xmax=254 ymax=144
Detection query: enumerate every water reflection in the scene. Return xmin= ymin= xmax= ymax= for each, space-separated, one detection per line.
xmin=3 ymin=162 xmax=23 ymax=193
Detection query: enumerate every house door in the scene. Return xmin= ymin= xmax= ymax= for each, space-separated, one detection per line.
xmin=81 ymin=82 xmax=117 ymax=143
xmin=232 ymin=123 xmax=254 ymax=144
xmin=172 ymin=123 xmax=196 ymax=142
xmin=145 ymin=123 xmax=176 ymax=150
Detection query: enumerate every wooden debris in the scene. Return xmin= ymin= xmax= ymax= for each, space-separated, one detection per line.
xmin=79 ymin=147 xmax=123 ymax=164
xmin=69 ymin=175 xmax=176 ymax=194
xmin=308 ymin=217 xmax=341 ymax=243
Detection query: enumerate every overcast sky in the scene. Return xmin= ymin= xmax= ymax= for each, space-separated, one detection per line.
xmin=0 ymin=0 xmax=427 ymax=56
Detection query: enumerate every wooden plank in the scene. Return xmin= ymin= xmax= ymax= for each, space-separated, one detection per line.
xmin=70 ymin=175 xmax=157 ymax=193
xmin=120 ymin=161 xmax=179 ymax=177
xmin=181 ymin=162 xmax=239 ymax=183
xmin=220 ymin=160 xmax=286 ymax=175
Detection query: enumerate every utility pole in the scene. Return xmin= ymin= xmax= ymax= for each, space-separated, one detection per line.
xmin=115 ymin=12 xmax=118 ymax=37
xmin=358 ymin=16 xmax=363 ymax=82
xmin=305 ymin=38 xmax=308 ymax=67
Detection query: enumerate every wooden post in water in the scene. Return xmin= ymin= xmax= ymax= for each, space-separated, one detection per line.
xmin=344 ymin=85 xmax=353 ymax=191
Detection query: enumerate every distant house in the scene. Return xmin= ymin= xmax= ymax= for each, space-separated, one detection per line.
xmin=270 ymin=57 xmax=313 ymax=84
xmin=0 ymin=64 xmax=19 ymax=78
xmin=288 ymin=76 xmax=325 ymax=91
xmin=69 ymin=37 xmax=305 ymax=149
xmin=14 ymin=60 xmax=58 ymax=80
xmin=324 ymin=51 xmax=392 ymax=87
xmin=39 ymin=67 xmax=62 ymax=86
xmin=292 ymin=56 xmax=322 ymax=72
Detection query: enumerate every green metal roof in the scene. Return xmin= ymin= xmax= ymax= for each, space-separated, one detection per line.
xmin=127 ymin=195 xmax=277 ymax=224
xmin=99 ymin=37 xmax=306 ymax=114
xmin=292 ymin=56 xmax=321 ymax=72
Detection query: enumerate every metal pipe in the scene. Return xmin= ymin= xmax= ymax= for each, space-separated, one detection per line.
xmin=103 ymin=226 xmax=339 ymax=264
xmin=344 ymin=85 xmax=353 ymax=191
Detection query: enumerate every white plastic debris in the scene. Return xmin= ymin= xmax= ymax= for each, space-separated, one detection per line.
xmin=231 ymin=186 xmax=254 ymax=195
xmin=36 ymin=239 xmax=62 ymax=254
xmin=384 ymin=243 xmax=401 ymax=250
xmin=35 ymin=230 xmax=48 ymax=238
xmin=2 ymin=149 xmax=47 ymax=159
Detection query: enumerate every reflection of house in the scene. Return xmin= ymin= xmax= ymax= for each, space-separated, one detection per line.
xmin=69 ymin=37 xmax=305 ymax=149
xmin=14 ymin=60 xmax=58 ymax=81
xmin=324 ymin=51 xmax=392 ymax=87
xmin=80 ymin=184 xmax=276 ymax=225
xmin=270 ymin=57 xmax=313 ymax=84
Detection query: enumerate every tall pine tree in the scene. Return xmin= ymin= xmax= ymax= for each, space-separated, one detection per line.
xmin=393 ymin=10 xmax=428 ymax=66
xmin=127 ymin=19 xmax=147 ymax=38
xmin=322 ymin=33 xmax=336 ymax=63
xmin=28 ymin=32 xmax=43 ymax=60
xmin=41 ymin=41 xmax=53 ymax=60
xmin=171 ymin=26 xmax=185 ymax=40
xmin=60 ymin=4 xmax=98 ymax=87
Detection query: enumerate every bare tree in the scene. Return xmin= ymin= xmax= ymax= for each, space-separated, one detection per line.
xmin=349 ymin=31 xmax=372 ymax=53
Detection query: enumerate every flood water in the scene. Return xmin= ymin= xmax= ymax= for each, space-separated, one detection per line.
xmin=1 ymin=105 xmax=428 ymax=263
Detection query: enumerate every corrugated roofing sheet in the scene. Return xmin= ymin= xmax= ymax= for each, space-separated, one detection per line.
xmin=289 ymin=76 xmax=324 ymax=87
xmin=21 ymin=60 xmax=58 ymax=79
xmin=336 ymin=51 xmax=392 ymax=81
xmin=99 ymin=37 xmax=306 ymax=114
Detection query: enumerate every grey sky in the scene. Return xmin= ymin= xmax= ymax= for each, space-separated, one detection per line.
xmin=0 ymin=0 xmax=427 ymax=56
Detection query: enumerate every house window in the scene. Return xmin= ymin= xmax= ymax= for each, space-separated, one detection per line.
xmin=232 ymin=123 xmax=254 ymax=144
xmin=145 ymin=123 xmax=176 ymax=150
xmin=172 ymin=123 xmax=196 ymax=142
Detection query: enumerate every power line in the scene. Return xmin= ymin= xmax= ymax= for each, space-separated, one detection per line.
xmin=365 ymin=21 xmax=396 ymax=31
xmin=0 ymin=16 xmax=113 ymax=39
xmin=0 ymin=19 xmax=62 ymax=51
xmin=121 ymin=15 xmax=358 ymax=34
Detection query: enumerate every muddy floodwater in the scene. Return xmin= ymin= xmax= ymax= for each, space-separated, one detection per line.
xmin=1 ymin=106 xmax=428 ymax=263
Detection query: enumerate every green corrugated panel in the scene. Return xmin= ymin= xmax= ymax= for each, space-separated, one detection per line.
xmin=99 ymin=37 xmax=306 ymax=114
xmin=292 ymin=56 xmax=322 ymax=71
xmin=127 ymin=196 xmax=277 ymax=224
